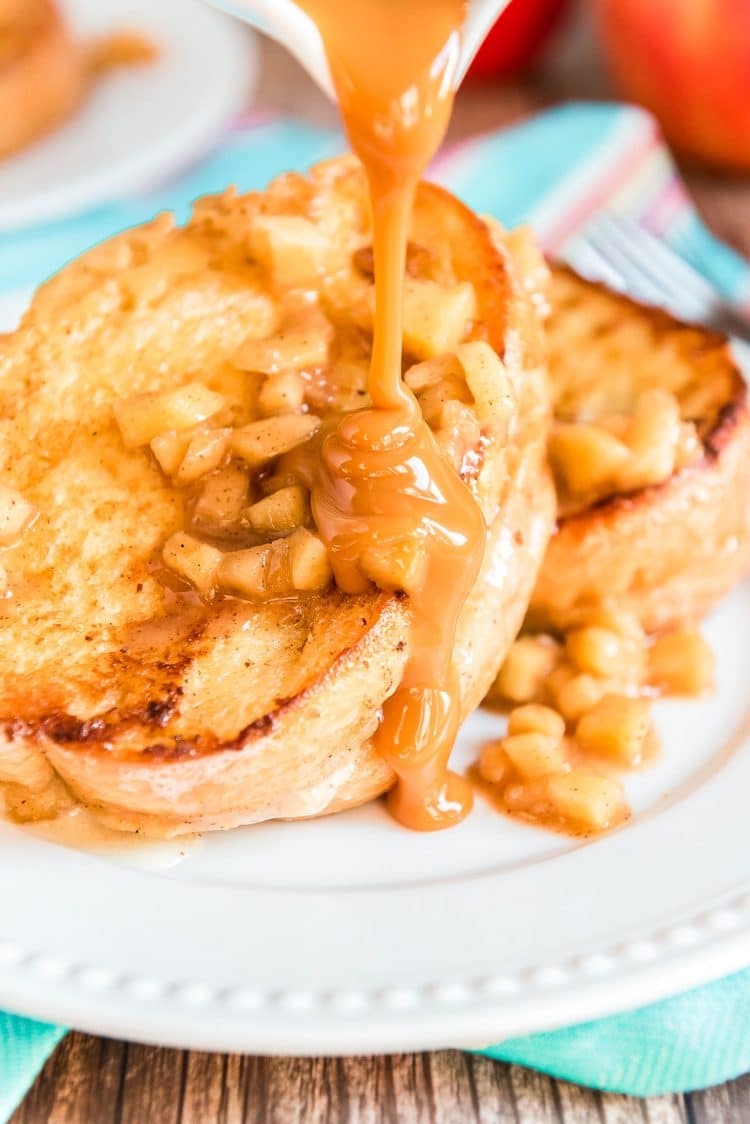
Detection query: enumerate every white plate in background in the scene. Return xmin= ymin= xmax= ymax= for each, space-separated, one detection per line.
xmin=0 ymin=0 xmax=254 ymax=233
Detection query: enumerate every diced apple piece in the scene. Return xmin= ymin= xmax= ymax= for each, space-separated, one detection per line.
xmin=575 ymin=694 xmax=652 ymax=767
xmin=206 ymin=361 xmax=263 ymax=421
xmin=554 ymin=672 xmax=607 ymax=725
xmin=404 ymin=355 xmax=462 ymax=396
xmin=402 ymin=279 xmax=477 ymax=359
xmin=162 ymin=532 xmax=223 ymax=596
xmin=192 ymin=465 xmax=249 ymax=532
xmin=434 ymin=400 xmax=482 ymax=470
xmin=258 ymin=371 xmax=305 ymax=417
xmin=566 ymin=626 xmax=644 ymax=683
xmin=288 ymin=527 xmax=333 ymax=592
xmin=493 ymin=635 xmax=562 ymax=704
xmin=546 ymin=772 xmax=626 ymax=832
xmin=235 ymin=306 xmax=333 ymax=375
xmin=259 ymin=471 xmax=301 ymax=496
xmin=648 ymin=630 xmax=715 ymax=696
xmin=620 ymin=389 xmax=681 ymax=490
xmin=114 ymin=383 xmax=227 ymax=448
xmin=625 ymin=388 xmax=683 ymax=458
xmin=583 ymin=606 xmax=645 ymax=643
xmin=360 ymin=538 xmax=426 ymax=595
xmin=456 ymin=340 xmax=516 ymax=423
xmin=248 ymin=213 xmax=330 ymax=288
xmin=217 ymin=539 xmax=291 ymax=600
xmin=417 ymin=375 xmax=473 ymax=428
xmin=175 ymin=428 xmax=232 ymax=485
xmin=499 ymin=780 xmax=543 ymax=815
xmin=501 ymin=733 xmax=569 ymax=781
xmin=231 ymin=414 xmax=320 ymax=468
xmin=322 ymin=356 xmax=370 ymax=412
xmin=479 ymin=741 xmax=511 ymax=785
xmin=507 ymin=705 xmax=566 ymax=740
xmin=150 ymin=430 xmax=192 ymax=476
xmin=0 ymin=486 xmax=36 ymax=545
xmin=233 ymin=290 xmax=279 ymax=341
xmin=549 ymin=424 xmax=630 ymax=497
xmin=246 ymin=485 xmax=310 ymax=536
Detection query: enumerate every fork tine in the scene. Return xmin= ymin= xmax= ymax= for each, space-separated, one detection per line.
xmin=563 ymin=237 xmax=627 ymax=293
xmin=585 ymin=214 xmax=687 ymax=306
xmin=579 ymin=218 xmax=675 ymax=307
xmin=574 ymin=213 xmax=750 ymax=349
xmin=581 ymin=214 xmax=718 ymax=322
xmin=598 ymin=215 xmax=718 ymax=307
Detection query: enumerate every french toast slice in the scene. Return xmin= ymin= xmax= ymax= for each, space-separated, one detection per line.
xmin=529 ymin=264 xmax=750 ymax=633
xmin=0 ymin=158 xmax=553 ymax=835
xmin=0 ymin=0 xmax=87 ymax=159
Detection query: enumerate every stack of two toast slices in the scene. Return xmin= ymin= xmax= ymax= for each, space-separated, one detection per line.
xmin=0 ymin=157 xmax=746 ymax=836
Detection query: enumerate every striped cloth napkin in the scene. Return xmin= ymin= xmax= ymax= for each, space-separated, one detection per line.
xmin=2 ymin=102 xmax=750 ymax=1119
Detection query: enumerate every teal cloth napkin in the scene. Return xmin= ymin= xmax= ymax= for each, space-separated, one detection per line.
xmin=485 ymin=970 xmax=750 ymax=1095
xmin=2 ymin=102 xmax=750 ymax=1116
xmin=0 ymin=1015 xmax=65 ymax=1121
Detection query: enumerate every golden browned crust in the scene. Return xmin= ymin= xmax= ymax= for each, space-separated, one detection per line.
xmin=0 ymin=0 xmax=88 ymax=159
xmin=0 ymin=161 xmax=553 ymax=834
xmin=529 ymin=265 xmax=750 ymax=633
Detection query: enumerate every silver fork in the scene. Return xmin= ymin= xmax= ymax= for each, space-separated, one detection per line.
xmin=567 ymin=212 xmax=750 ymax=348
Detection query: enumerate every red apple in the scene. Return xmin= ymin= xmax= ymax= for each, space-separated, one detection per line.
xmin=467 ymin=0 xmax=570 ymax=80
xmin=596 ymin=0 xmax=750 ymax=172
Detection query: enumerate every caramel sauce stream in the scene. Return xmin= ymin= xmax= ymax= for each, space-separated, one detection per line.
xmin=294 ymin=0 xmax=485 ymax=829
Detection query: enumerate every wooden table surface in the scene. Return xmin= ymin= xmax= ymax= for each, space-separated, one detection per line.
xmin=11 ymin=27 xmax=750 ymax=1124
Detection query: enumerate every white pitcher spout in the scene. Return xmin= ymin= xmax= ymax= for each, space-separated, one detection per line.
xmin=207 ymin=0 xmax=514 ymax=101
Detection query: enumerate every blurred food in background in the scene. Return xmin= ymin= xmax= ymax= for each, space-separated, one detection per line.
xmin=595 ymin=0 xmax=750 ymax=173
xmin=87 ymin=27 xmax=158 ymax=78
xmin=467 ymin=0 xmax=571 ymax=80
xmin=0 ymin=0 xmax=156 ymax=161
xmin=0 ymin=0 xmax=86 ymax=158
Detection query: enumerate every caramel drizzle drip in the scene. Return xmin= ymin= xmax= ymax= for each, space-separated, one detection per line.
xmin=295 ymin=0 xmax=484 ymax=830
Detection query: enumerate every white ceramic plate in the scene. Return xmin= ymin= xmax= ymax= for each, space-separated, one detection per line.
xmin=0 ymin=280 xmax=749 ymax=1053
xmin=1 ymin=582 xmax=750 ymax=1053
xmin=0 ymin=0 xmax=254 ymax=232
